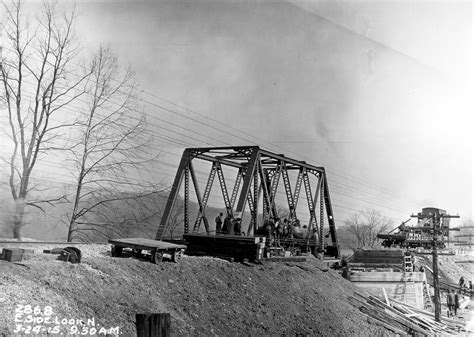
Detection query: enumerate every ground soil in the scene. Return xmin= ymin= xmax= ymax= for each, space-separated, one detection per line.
xmin=0 ymin=242 xmax=393 ymax=336
xmin=2 ymin=242 xmax=473 ymax=336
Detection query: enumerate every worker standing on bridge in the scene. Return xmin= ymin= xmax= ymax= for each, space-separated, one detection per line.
xmin=222 ymin=214 xmax=233 ymax=235
xmin=215 ymin=212 xmax=223 ymax=234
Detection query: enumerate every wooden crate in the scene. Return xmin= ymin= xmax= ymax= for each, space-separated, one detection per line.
xmin=2 ymin=248 xmax=24 ymax=262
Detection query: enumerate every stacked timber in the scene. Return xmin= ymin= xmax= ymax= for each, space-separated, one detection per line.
xmin=350 ymin=249 xmax=406 ymax=271
xmin=349 ymin=291 xmax=468 ymax=336
xmin=352 ymin=249 xmax=406 ymax=264
xmin=183 ymin=234 xmax=265 ymax=262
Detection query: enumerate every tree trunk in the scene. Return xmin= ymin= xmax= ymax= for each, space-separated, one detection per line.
xmin=12 ymin=198 xmax=26 ymax=240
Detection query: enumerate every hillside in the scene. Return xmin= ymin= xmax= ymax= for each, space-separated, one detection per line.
xmin=0 ymin=242 xmax=390 ymax=336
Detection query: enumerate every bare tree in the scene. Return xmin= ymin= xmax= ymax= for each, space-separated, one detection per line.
xmin=344 ymin=209 xmax=393 ymax=249
xmin=0 ymin=1 xmax=89 ymax=239
xmin=165 ymin=197 xmax=185 ymax=239
xmin=66 ymin=46 xmax=163 ymax=242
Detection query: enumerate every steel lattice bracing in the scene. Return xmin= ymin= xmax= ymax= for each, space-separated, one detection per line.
xmin=156 ymin=146 xmax=340 ymax=258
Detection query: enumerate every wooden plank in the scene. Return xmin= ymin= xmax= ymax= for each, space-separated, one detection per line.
xmin=354 ymin=293 xmax=431 ymax=334
xmin=382 ymin=288 xmax=390 ymax=306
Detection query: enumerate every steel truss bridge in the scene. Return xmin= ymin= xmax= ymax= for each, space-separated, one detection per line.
xmin=156 ymin=146 xmax=340 ymax=258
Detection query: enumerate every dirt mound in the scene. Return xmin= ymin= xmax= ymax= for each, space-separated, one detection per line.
xmin=0 ymin=243 xmax=391 ymax=336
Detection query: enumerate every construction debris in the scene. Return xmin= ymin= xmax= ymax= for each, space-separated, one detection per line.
xmin=0 ymin=248 xmax=34 ymax=262
xmin=349 ymin=291 xmax=469 ymax=336
xmin=1 ymin=248 xmax=24 ymax=262
xmin=58 ymin=247 xmax=82 ymax=264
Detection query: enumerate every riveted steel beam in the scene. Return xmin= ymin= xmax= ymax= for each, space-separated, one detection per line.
xmin=156 ymin=149 xmax=191 ymax=240
xmin=191 ymin=162 xmax=212 ymax=234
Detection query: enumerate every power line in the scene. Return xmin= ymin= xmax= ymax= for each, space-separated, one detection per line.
xmin=0 ymin=47 xmax=424 ymax=219
xmin=0 ymin=45 xmax=423 ymax=208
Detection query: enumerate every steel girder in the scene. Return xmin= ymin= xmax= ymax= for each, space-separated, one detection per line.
xmin=155 ymin=146 xmax=339 ymax=257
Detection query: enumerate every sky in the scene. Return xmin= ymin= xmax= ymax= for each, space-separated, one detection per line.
xmin=1 ymin=0 xmax=472 ymax=229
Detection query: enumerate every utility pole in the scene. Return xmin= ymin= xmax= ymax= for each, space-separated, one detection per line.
xmin=411 ymin=210 xmax=459 ymax=322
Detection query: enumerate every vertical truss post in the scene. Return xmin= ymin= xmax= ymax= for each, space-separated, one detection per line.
xmin=190 ymin=162 xmax=214 ymax=234
xmin=252 ymin=164 xmax=259 ymax=233
xmin=156 ymin=149 xmax=191 ymax=240
xmin=246 ymin=164 xmax=259 ymax=235
xmin=184 ymin=165 xmax=189 ymax=234
xmin=319 ymin=176 xmax=325 ymax=249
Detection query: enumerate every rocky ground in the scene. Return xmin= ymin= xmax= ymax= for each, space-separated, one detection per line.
xmin=0 ymin=242 xmax=392 ymax=336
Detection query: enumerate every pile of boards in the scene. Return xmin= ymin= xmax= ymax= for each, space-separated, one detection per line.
xmin=349 ymin=249 xmax=406 ymax=271
xmin=349 ymin=291 xmax=468 ymax=336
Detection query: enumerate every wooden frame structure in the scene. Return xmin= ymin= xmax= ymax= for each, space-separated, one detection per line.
xmin=156 ymin=146 xmax=339 ymax=258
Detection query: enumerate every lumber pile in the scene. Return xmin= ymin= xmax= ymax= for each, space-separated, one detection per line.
xmin=349 ymin=291 xmax=468 ymax=336
xmin=183 ymin=234 xmax=265 ymax=262
xmin=351 ymin=249 xmax=406 ymax=266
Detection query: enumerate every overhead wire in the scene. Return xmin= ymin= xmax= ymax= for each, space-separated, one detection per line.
xmin=0 ymin=46 xmax=424 ymax=221
xmin=0 ymin=44 xmax=421 ymax=211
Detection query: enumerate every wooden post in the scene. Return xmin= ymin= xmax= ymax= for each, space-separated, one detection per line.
xmin=136 ymin=313 xmax=170 ymax=337
xmin=432 ymin=237 xmax=441 ymax=322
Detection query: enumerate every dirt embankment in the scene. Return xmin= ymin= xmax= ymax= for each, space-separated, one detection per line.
xmin=0 ymin=243 xmax=392 ymax=336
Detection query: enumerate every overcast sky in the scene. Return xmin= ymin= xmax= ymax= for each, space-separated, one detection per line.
xmin=1 ymin=0 xmax=472 ymax=227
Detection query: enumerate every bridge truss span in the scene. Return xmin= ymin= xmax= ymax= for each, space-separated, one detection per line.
xmin=156 ymin=146 xmax=340 ymax=258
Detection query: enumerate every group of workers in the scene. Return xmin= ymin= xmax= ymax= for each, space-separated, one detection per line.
xmin=214 ymin=212 xmax=242 ymax=235
xmin=446 ymin=277 xmax=473 ymax=317
xmin=459 ymin=276 xmax=473 ymax=290
xmin=446 ymin=289 xmax=461 ymax=317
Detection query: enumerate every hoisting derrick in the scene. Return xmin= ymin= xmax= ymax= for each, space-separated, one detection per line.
xmin=377 ymin=207 xmax=457 ymax=250
xmin=156 ymin=146 xmax=340 ymax=259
